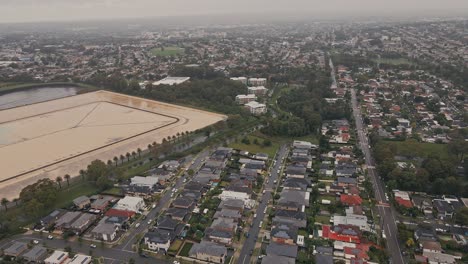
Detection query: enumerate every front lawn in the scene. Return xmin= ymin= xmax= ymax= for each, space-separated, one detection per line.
xmin=179 ymin=242 xmax=193 ymax=257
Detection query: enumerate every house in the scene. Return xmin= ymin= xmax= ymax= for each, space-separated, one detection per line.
xmin=214 ymin=208 xmax=242 ymax=221
xmin=55 ymin=211 xmax=82 ymax=231
xmin=230 ymin=77 xmax=247 ymax=85
xmin=265 ymin=242 xmax=298 ymax=259
xmin=293 ymin=140 xmax=315 ymax=150
xmin=273 ymin=210 xmax=307 ymax=228
xmin=144 ymin=229 xmax=172 ymax=253
xmin=189 ymin=241 xmax=227 ymax=264
xmin=3 ymin=242 xmax=28 ymax=257
xmin=219 ymin=199 xmax=245 ymax=212
xmin=22 ymin=246 xmax=48 ymax=262
xmin=159 ymin=160 xmax=180 ymax=171
xmin=114 ymin=196 xmax=145 ymax=213
xmin=105 ymin=208 xmax=135 ymax=219
xmin=244 ymin=101 xmax=267 ymax=115
xmin=332 ymin=214 xmax=369 ymax=231
xmin=321 ymin=225 xmax=361 ymax=243
xmin=248 ymin=86 xmax=268 ymax=96
xmin=90 ymin=217 xmax=119 ymax=241
xmin=73 ymin=196 xmax=90 ymax=209
xmin=423 ymin=251 xmax=456 ymax=264
xmin=205 ymin=227 xmax=234 ymax=245
xmin=261 ymin=255 xmax=295 ymax=264
xmin=172 ymin=196 xmax=195 ymax=209
xmin=278 ymin=190 xmax=309 ymax=210
xmin=271 ymin=224 xmax=298 ymax=245
xmin=166 ymin=207 xmax=191 ymax=222
xmin=156 ymin=216 xmax=184 ymax=238
xmin=219 ymin=190 xmax=253 ymax=208
xmin=90 ymin=196 xmax=113 ymax=211
xmin=340 ymin=194 xmax=363 ymax=206
xmin=152 ymin=76 xmax=190 ymax=86
xmin=40 ymin=209 xmax=67 ymax=228
xmin=285 ymin=165 xmax=306 ymax=178
xmin=235 ymin=94 xmax=257 ymax=105
xmin=70 ymin=213 xmax=97 ymax=235
xmin=69 ymin=254 xmax=92 ymax=264
xmin=337 ymin=177 xmax=357 ymax=187
xmin=283 ymin=178 xmax=310 ymax=191
xmin=130 ymin=176 xmax=159 ymax=188
xmin=44 ymin=250 xmax=69 ymax=264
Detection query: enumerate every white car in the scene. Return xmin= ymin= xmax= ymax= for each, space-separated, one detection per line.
xmin=90 ymin=244 xmax=97 ymax=248
xmin=135 ymin=223 xmax=140 ymax=228
xmin=47 ymin=235 xmax=54 ymax=240
xmin=147 ymin=220 xmax=152 ymax=225
xmin=33 ymin=240 xmax=39 ymax=244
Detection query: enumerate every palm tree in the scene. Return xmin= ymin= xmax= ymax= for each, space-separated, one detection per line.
xmin=79 ymin=169 xmax=86 ymax=181
xmin=12 ymin=198 xmax=19 ymax=206
xmin=64 ymin=174 xmax=71 ymax=187
xmin=126 ymin=152 xmax=131 ymax=162
xmin=120 ymin=155 xmax=125 ymax=164
xmin=166 ymin=136 xmax=171 ymax=142
xmin=1 ymin=198 xmax=9 ymax=211
xmin=56 ymin=176 xmax=63 ymax=189
xmin=113 ymin=156 xmax=119 ymax=166
xmin=172 ymin=135 xmax=176 ymax=142
xmin=131 ymin=151 xmax=137 ymax=160
xmin=147 ymin=144 xmax=152 ymax=150
xmin=162 ymin=138 xmax=167 ymax=144
xmin=137 ymin=148 xmax=142 ymax=158
xmin=107 ymin=160 xmax=113 ymax=167
xmin=176 ymin=132 xmax=181 ymax=141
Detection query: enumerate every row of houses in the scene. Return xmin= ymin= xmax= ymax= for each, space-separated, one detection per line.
xmin=2 ymin=243 xmax=91 ymax=264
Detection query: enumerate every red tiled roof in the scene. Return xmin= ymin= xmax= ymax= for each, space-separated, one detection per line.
xmin=341 ymin=194 xmax=363 ymax=206
xmin=344 ymin=247 xmax=369 ymax=260
xmin=321 ymin=225 xmax=361 ymax=243
xmin=395 ymin=197 xmax=413 ymax=208
xmin=105 ymin=209 xmax=135 ymax=218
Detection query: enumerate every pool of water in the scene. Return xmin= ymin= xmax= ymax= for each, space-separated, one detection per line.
xmin=0 ymin=86 xmax=81 ymax=110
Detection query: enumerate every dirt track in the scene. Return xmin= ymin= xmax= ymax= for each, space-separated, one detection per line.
xmin=0 ymin=90 xmax=226 ymax=199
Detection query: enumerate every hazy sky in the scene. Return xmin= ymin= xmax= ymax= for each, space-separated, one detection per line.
xmin=1 ymin=0 xmax=467 ymax=23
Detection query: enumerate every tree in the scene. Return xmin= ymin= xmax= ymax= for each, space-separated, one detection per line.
xmin=56 ymin=176 xmax=63 ymax=189
xmin=454 ymin=207 xmax=468 ymax=226
xmin=79 ymin=169 xmax=86 ymax=181
xmin=1 ymin=198 xmax=8 ymax=211
xmin=131 ymin=151 xmax=137 ymax=160
xmin=113 ymin=156 xmax=118 ymax=166
xmin=12 ymin=198 xmax=19 ymax=206
xmin=126 ymin=152 xmax=131 ymax=162
xmin=406 ymin=238 xmax=415 ymax=248
xmin=137 ymin=148 xmax=142 ymax=158
xmin=187 ymin=169 xmax=195 ymax=176
xmin=87 ymin=160 xmax=109 ymax=182
xmin=120 ymin=155 xmax=125 ymax=164
xmin=64 ymin=174 xmax=71 ymax=187
xmin=263 ymin=139 xmax=272 ymax=147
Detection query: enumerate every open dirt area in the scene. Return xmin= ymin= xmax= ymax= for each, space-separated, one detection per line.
xmin=0 ymin=90 xmax=226 ymax=199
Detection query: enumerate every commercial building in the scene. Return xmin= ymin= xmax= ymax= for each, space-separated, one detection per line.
xmin=152 ymin=76 xmax=190 ymax=86
xmin=44 ymin=250 xmax=69 ymax=264
xmin=113 ymin=196 xmax=145 ymax=213
xmin=244 ymin=101 xmax=267 ymax=115
xmin=235 ymin=94 xmax=257 ymax=105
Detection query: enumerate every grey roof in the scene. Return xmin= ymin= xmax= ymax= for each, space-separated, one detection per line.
xmin=189 ymin=241 xmax=227 ymax=257
xmin=265 ymin=242 xmax=298 ymax=258
xmin=278 ymin=190 xmax=308 ymax=206
xmin=211 ymin=217 xmax=236 ymax=230
xmin=73 ymin=196 xmax=90 ymax=205
xmin=271 ymin=225 xmax=298 ymax=240
xmin=91 ymin=217 xmax=117 ymax=235
xmin=261 ymin=255 xmax=295 ymax=264
xmin=157 ymin=216 xmax=180 ymax=231
xmin=337 ymin=177 xmax=357 ymax=185
xmin=214 ymin=208 xmax=242 ymax=219
xmin=22 ymin=246 xmax=48 ymax=261
xmin=41 ymin=209 xmax=67 ymax=226
xmin=205 ymin=228 xmax=233 ymax=239
xmin=283 ymin=178 xmax=310 ymax=190
xmin=172 ymin=196 xmax=195 ymax=208
xmin=56 ymin=211 xmax=82 ymax=228
xmin=3 ymin=242 xmax=28 ymax=256
xmin=166 ymin=207 xmax=190 ymax=219
xmin=316 ymin=246 xmax=333 ymax=255
xmin=315 ymin=253 xmax=333 ymax=264
xmin=70 ymin=213 xmax=96 ymax=230
xmin=220 ymin=198 xmax=244 ymax=210
xmin=145 ymin=229 xmax=172 ymax=244
xmin=286 ymin=165 xmax=306 ymax=175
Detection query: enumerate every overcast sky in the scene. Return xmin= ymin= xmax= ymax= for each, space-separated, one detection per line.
xmin=1 ymin=0 xmax=467 ymax=23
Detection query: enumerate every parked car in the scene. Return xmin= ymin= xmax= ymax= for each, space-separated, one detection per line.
xmin=90 ymin=244 xmax=97 ymax=248
xmin=47 ymin=235 xmax=54 ymax=240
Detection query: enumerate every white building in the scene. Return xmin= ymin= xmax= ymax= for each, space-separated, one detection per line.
xmin=244 ymin=101 xmax=267 ymax=115
xmin=44 ymin=250 xmax=69 ymax=264
xmin=130 ymin=176 xmax=159 ymax=188
xmin=248 ymin=78 xmax=267 ymax=86
xmin=230 ymin=77 xmax=248 ymax=85
xmin=114 ymin=196 xmax=145 ymax=213
xmin=235 ymin=94 xmax=257 ymax=105
xmin=69 ymin=254 xmax=92 ymax=264
xmin=248 ymin=86 xmax=268 ymax=96
xmin=152 ymin=77 xmax=190 ymax=86
xmin=332 ymin=214 xmax=369 ymax=231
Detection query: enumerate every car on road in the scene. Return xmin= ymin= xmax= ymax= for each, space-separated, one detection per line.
xmin=147 ymin=220 xmax=152 ymax=225
xmin=33 ymin=240 xmax=39 ymax=244
xmin=262 ymin=190 xmax=266 ymax=194
xmin=273 ymin=180 xmax=277 ymax=184
xmin=250 ymin=250 xmax=253 ymax=255
xmin=47 ymin=235 xmax=54 ymax=240
xmin=135 ymin=223 xmax=140 ymax=228
xmin=259 ymin=221 xmax=263 ymax=228
xmin=90 ymin=244 xmax=97 ymax=248
xmin=152 ymin=204 xmax=156 ymax=209
xmin=253 ymin=213 xmax=257 ymax=218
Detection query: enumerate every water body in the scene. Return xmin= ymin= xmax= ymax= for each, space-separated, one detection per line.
xmin=0 ymin=86 xmax=81 ymax=110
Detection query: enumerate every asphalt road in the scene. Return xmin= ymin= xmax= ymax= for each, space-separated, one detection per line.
xmin=237 ymin=144 xmax=289 ymax=264
xmin=351 ymin=89 xmax=404 ymax=264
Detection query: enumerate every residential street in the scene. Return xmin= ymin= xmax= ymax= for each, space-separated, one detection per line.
xmin=237 ymin=144 xmax=289 ymax=264
xmin=351 ymin=88 xmax=405 ymax=264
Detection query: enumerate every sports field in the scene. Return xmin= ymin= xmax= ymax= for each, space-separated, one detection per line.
xmin=149 ymin=46 xmax=185 ymax=57
xmin=0 ymin=90 xmax=226 ymax=199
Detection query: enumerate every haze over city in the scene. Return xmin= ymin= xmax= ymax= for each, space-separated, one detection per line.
xmin=1 ymin=0 xmax=468 ymax=23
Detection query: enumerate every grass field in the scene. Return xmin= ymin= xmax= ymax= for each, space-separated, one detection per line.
xmin=179 ymin=242 xmax=193 ymax=257
xmin=380 ymin=140 xmax=450 ymax=159
xmin=229 ymin=135 xmax=280 ymax=157
xmin=168 ymin=239 xmax=183 ymax=255
xmin=315 ymin=215 xmax=331 ymax=225
xmin=53 ymin=182 xmax=100 ymax=209
xmin=149 ymin=46 xmax=184 ymax=57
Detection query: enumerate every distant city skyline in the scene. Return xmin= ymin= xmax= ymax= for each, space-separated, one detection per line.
xmin=1 ymin=0 xmax=467 ymax=23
